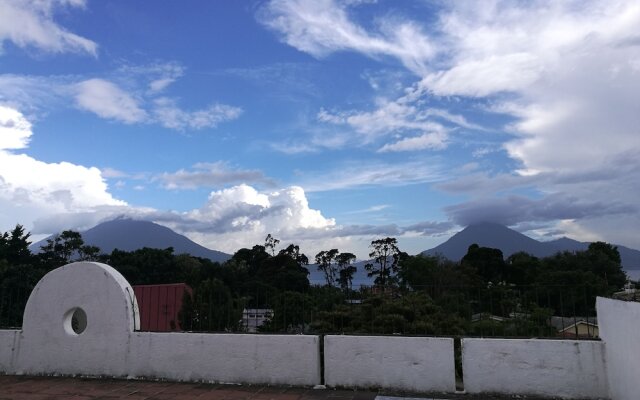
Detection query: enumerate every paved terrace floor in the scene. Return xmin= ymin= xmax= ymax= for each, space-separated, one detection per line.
xmin=0 ymin=376 xmax=583 ymax=400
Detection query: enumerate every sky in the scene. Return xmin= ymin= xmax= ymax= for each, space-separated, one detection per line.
xmin=0 ymin=0 xmax=639 ymax=260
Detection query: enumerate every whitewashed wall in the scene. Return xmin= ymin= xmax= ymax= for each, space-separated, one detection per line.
xmin=596 ymin=297 xmax=640 ymax=400
xmin=0 ymin=262 xmax=321 ymax=386
xmin=0 ymin=330 xmax=19 ymax=372
xmin=324 ymin=335 xmax=455 ymax=392
xmin=129 ymin=332 xmax=320 ymax=385
xmin=3 ymin=262 xmax=638 ymax=399
xmin=463 ymin=338 xmax=609 ymax=399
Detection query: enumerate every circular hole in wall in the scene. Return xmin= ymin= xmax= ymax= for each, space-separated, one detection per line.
xmin=64 ymin=307 xmax=87 ymax=335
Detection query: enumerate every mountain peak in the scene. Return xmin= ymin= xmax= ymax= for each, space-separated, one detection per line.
xmin=422 ymin=223 xmax=640 ymax=270
xmin=32 ymin=219 xmax=231 ymax=263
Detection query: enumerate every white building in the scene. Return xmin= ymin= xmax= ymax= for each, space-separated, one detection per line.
xmin=240 ymin=308 xmax=273 ymax=333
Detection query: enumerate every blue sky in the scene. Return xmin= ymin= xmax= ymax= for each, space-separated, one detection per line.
xmin=1 ymin=0 xmax=639 ymax=259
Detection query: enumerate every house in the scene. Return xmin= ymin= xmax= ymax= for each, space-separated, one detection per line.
xmin=612 ymin=280 xmax=638 ymax=301
xmin=471 ymin=313 xmax=509 ymax=323
xmin=240 ymin=308 xmax=273 ymax=333
xmin=550 ymin=316 xmax=598 ymax=339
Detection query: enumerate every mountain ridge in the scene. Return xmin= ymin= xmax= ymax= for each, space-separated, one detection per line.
xmin=30 ymin=218 xmax=232 ymax=263
xmin=422 ymin=222 xmax=640 ymax=270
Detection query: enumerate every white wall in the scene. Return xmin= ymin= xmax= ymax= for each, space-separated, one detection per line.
xmin=596 ymin=297 xmax=640 ymax=400
xmin=0 ymin=262 xmax=321 ymax=386
xmin=324 ymin=335 xmax=455 ymax=393
xmin=463 ymin=338 xmax=609 ymax=399
xmin=0 ymin=330 xmax=19 ymax=372
xmin=4 ymin=263 xmax=639 ymax=398
xmin=129 ymin=332 xmax=320 ymax=385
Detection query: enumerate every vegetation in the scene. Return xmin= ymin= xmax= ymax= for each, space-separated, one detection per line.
xmin=0 ymin=224 xmax=632 ymax=337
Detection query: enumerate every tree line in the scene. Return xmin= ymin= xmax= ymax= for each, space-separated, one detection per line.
xmin=0 ymin=224 xmax=632 ymax=337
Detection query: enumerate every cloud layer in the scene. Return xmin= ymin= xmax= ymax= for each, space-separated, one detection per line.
xmin=261 ymin=0 xmax=640 ymax=245
xmin=0 ymin=0 xmax=97 ymax=56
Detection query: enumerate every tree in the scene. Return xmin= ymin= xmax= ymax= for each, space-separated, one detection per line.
xmin=461 ymin=244 xmax=506 ymax=284
xmin=336 ymin=252 xmax=357 ymax=290
xmin=278 ymin=244 xmax=309 ymax=267
xmin=0 ymin=224 xmax=33 ymax=266
xmin=264 ymin=234 xmax=280 ymax=256
xmin=315 ymin=249 xmax=339 ymax=286
xmin=39 ymin=230 xmax=101 ymax=268
xmin=364 ymin=237 xmax=403 ymax=287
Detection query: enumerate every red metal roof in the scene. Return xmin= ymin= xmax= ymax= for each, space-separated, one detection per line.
xmin=133 ymin=283 xmax=192 ymax=332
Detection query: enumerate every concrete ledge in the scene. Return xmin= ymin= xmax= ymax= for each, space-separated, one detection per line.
xmin=324 ymin=335 xmax=455 ymax=393
xmin=462 ymin=338 xmax=608 ymax=399
xmin=129 ymin=332 xmax=321 ymax=386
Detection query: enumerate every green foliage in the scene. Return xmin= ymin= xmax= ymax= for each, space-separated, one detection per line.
xmin=364 ymin=237 xmax=405 ymax=287
xmin=180 ymin=278 xmax=241 ymax=332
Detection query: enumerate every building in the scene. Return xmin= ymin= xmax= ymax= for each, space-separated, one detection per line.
xmin=133 ymin=283 xmax=192 ymax=332
xmin=550 ymin=316 xmax=598 ymax=339
xmin=240 ymin=308 xmax=273 ymax=333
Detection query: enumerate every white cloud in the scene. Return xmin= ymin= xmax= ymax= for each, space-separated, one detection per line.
xmin=270 ymin=131 xmax=349 ymax=154
xmin=318 ymin=100 xmax=451 ymax=147
xmin=0 ymin=105 xmax=32 ymax=149
xmin=2 ymin=62 xmax=241 ymax=131
xmin=153 ymin=97 xmax=242 ymax=131
xmin=297 ymin=159 xmax=443 ymax=192
xmin=378 ymin=131 xmax=447 ymax=152
xmin=0 ymin=0 xmax=97 ymax=56
xmin=158 ymin=162 xmax=275 ymax=190
xmin=118 ymin=62 xmax=185 ymax=94
xmin=74 ymin=79 xmax=147 ymax=124
xmin=0 ymin=106 xmax=127 ymax=235
xmin=260 ymin=0 xmax=435 ymax=75
xmin=265 ymin=0 xmax=640 ymax=246
xmin=146 ymin=183 xmax=452 ymax=258
xmin=154 ymin=184 xmax=339 ymax=256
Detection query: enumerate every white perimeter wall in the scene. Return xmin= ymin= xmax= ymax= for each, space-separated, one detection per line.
xmin=0 ymin=330 xmax=19 ymax=372
xmin=463 ymin=338 xmax=609 ymax=399
xmin=4 ymin=263 xmax=639 ymax=398
xmin=129 ymin=332 xmax=320 ymax=385
xmin=324 ymin=335 xmax=455 ymax=393
xmin=597 ymin=297 xmax=640 ymax=400
xmin=0 ymin=262 xmax=321 ymax=386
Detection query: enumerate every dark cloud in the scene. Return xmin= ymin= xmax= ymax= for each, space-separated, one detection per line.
xmin=445 ymin=194 xmax=636 ymax=227
xmin=403 ymin=221 xmax=454 ymax=236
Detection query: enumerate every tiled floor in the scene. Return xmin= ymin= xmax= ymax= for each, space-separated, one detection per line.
xmin=0 ymin=376 xmax=377 ymax=400
xmin=0 ymin=375 xmax=580 ymax=400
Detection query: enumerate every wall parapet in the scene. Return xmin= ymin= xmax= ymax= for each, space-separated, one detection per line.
xmin=3 ymin=264 xmax=639 ymax=399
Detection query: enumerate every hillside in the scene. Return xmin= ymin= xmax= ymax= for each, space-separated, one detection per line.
xmin=423 ymin=222 xmax=640 ymax=270
xmin=31 ymin=219 xmax=231 ymax=263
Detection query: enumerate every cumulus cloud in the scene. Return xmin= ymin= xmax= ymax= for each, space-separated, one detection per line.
xmin=74 ymin=79 xmax=147 ymax=124
xmin=0 ymin=105 xmax=32 ymax=149
xmin=0 ymin=0 xmax=97 ymax=56
xmin=3 ymin=62 xmax=242 ymax=131
xmin=142 ymin=183 xmax=452 ymax=257
xmin=158 ymin=162 xmax=275 ymax=190
xmin=0 ymin=106 xmax=127 ymax=235
xmin=147 ymin=184 xmax=337 ymax=255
